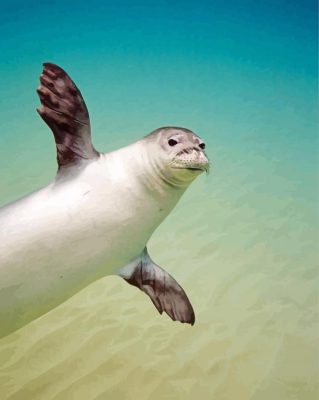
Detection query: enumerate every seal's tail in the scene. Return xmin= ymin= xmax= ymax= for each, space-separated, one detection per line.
xmin=37 ymin=63 xmax=99 ymax=171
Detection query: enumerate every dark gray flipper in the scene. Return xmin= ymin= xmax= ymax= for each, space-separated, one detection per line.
xmin=118 ymin=248 xmax=195 ymax=325
xmin=37 ymin=63 xmax=99 ymax=171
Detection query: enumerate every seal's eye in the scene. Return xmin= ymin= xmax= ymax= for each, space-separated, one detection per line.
xmin=199 ymin=143 xmax=206 ymax=150
xmin=168 ymin=139 xmax=178 ymax=146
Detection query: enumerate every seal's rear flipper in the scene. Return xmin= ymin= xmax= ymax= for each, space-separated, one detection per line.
xmin=37 ymin=63 xmax=99 ymax=171
xmin=118 ymin=248 xmax=195 ymax=325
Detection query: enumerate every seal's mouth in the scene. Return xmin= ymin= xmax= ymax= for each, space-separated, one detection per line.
xmin=172 ymin=165 xmax=208 ymax=172
xmin=187 ymin=166 xmax=208 ymax=172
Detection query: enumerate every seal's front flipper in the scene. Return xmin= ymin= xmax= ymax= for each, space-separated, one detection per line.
xmin=118 ymin=248 xmax=195 ymax=325
xmin=37 ymin=63 xmax=99 ymax=171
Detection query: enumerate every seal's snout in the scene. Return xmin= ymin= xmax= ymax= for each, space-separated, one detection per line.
xmin=174 ymin=146 xmax=210 ymax=172
xmin=195 ymin=150 xmax=210 ymax=173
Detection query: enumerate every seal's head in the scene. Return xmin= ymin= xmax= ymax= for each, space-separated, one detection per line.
xmin=143 ymin=127 xmax=210 ymax=186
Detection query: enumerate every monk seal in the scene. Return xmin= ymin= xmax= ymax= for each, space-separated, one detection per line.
xmin=0 ymin=63 xmax=210 ymax=338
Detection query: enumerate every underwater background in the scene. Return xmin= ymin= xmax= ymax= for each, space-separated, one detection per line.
xmin=0 ymin=0 xmax=317 ymax=399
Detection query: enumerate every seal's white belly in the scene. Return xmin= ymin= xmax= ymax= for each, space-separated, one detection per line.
xmin=0 ymin=157 xmax=172 ymax=333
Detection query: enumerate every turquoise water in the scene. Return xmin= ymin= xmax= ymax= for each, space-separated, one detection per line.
xmin=0 ymin=1 xmax=318 ymax=399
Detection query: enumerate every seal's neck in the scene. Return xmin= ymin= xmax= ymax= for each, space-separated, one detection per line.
xmin=112 ymin=141 xmax=189 ymax=211
xmin=132 ymin=140 xmax=189 ymax=198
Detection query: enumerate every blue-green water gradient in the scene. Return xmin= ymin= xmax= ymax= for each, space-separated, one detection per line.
xmin=0 ymin=1 xmax=317 ymax=399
